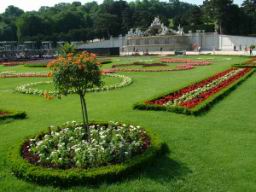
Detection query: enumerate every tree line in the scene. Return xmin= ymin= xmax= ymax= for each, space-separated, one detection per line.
xmin=0 ymin=0 xmax=256 ymax=42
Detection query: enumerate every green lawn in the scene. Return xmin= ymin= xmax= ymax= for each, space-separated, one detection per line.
xmin=1 ymin=55 xmax=256 ymax=192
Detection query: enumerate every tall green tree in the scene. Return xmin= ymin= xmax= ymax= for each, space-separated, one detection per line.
xmin=242 ymin=0 xmax=256 ymax=34
xmin=203 ymin=0 xmax=233 ymax=34
xmin=3 ymin=6 xmax=24 ymax=19
xmin=16 ymin=13 xmax=51 ymax=41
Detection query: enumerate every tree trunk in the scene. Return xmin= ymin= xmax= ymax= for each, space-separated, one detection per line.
xmin=79 ymin=94 xmax=89 ymax=141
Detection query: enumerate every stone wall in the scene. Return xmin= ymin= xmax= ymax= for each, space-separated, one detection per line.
xmin=73 ymin=32 xmax=256 ymax=54
xmin=122 ymin=35 xmax=191 ymax=52
xmin=76 ymin=36 xmax=124 ymax=50
xmin=219 ymin=35 xmax=256 ymax=50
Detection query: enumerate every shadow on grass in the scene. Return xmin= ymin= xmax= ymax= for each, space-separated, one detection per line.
xmin=140 ymin=154 xmax=190 ymax=183
xmin=85 ymin=145 xmax=191 ymax=189
xmin=125 ymin=145 xmax=191 ymax=184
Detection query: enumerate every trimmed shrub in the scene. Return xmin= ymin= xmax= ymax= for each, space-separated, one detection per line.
xmin=9 ymin=122 xmax=163 ymax=186
xmin=99 ymin=60 xmax=112 ymax=64
xmin=24 ymin=63 xmax=47 ymax=68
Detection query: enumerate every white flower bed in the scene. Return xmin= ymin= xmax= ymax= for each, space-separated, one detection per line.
xmin=27 ymin=121 xmax=148 ymax=168
xmin=16 ymin=74 xmax=132 ymax=95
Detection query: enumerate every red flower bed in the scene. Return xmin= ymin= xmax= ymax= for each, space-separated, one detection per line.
xmin=147 ymin=68 xmax=252 ymax=109
xmin=0 ymin=73 xmax=48 ymax=78
xmin=2 ymin=62 xmax=21 ymax=67
xmin=161 ymin=58 xmax=195 ymax=63
xmin=0 ymin=60 xmax=51 ymax=67
xmin=161 ymin=58 xmax=212 ymax=66
xmin=0 ymin=111 xmax=10 ymax=116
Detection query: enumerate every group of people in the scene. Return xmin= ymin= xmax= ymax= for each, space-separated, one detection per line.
xmin=234 ymin=45 xmax=254 ymax=56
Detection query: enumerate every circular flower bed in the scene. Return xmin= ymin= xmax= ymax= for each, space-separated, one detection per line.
xmin=9 ymin=121 xmax=162 ymax=186
xmin=15 ymin=74 xmax=133 ymax=95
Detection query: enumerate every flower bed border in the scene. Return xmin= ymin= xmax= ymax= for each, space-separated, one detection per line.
xmin=160 ymin=58 xmax=212 ymax=66
xmin=134 ymin=68 xmax=255 ymax=115
xmin=102 ymin=65 xmax=194 ymax=73
xmin=9 ymin=121 xmax=163 ymax=186
xmin=233 ymin=57 xmax=256 ymax=68
xmin=0 ymin=109 xmax=27 ymax=120
xmin=15 ymin=74 xmax=133 ymax=95
xmin=24 ymin=63 xmax=48 ymax=68
xmin=112 ymin=62 xmax=168 ymax=68
xmin=0 ymin=72 xmax=49 ymax=78
xmin=233 ymin=64 xmax=256 ymax=68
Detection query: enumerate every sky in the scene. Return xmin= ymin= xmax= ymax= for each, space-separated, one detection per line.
xmin=0 ymin=0 xmax=244 ymax=13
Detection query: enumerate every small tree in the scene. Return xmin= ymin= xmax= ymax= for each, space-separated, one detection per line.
xmin=250 ymin=45 xmax=255 ymax=50
xmin=58 ymin=42 xmax=76 ymax=57
xmin=48 ymin=51 xmax=101 ymax=140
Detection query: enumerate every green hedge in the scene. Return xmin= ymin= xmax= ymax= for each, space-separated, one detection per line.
xmin=232 ymin=64 xmax=256 ymax=68
xmin=9 ymin=122 xmax=164 ymax=187
xmin=0 ymin=110 xmax=27 ymax=120
xmin=134 ymin=68 xmax=255 ymax=115
xmin=24 ymin=63 xmax=47 ymax=68
xmin=99 ymin=60 xmax=112 ymax=64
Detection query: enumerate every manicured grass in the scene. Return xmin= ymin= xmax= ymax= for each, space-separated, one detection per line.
xmin=1 ymin=55 xmax=256 ymax=191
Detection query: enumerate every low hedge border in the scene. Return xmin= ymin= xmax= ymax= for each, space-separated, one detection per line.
xmin=232 ymin=64 xmax=256 ymax=68
xmin=9 ymin=121 xmax=164 ymax=187
xmin=24 ymin=63 xmax=47 ymax=68
xmin=99 ymin=60 xmax=112 ymax=64
xmin=134 ymin=68 xmax=255 ymax=115
xmin=0 ymin=110 xmax=27 ymax=120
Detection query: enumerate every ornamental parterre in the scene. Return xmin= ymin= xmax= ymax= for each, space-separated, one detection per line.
xmin=15 ymin=74 xmax=133 ymax=95
xmin=135 ymin=67 xmax=254 ymax=114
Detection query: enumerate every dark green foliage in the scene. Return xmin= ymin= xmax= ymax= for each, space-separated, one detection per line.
xmin=9 ymin=123 xmax=163 ymax=186
xmin=99 ymin=59 xmax=112 ymax=64
xmin=233 ymin=64 xmax=256 ymax=68
xmin=134 ymin=68 xmax=255 ymax=115
xmin=24 ymin=63 xmax=47 ymax=68
xmin=16 ymin=13 xmax=51 ymax=41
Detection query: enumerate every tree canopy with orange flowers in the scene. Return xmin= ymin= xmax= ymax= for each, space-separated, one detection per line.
xmin=48 ymin=46 xmax=102 ymax=140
